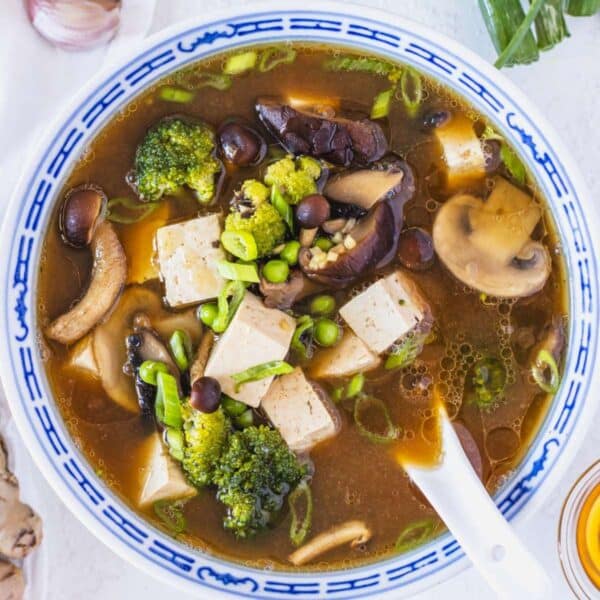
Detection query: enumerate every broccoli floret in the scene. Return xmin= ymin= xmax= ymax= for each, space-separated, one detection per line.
xmin=225 ymin=181 xmax=286 ymax=257
xmin=133 ymin=117 xmax=221 ymax=203
xmin=264 ymin=156 xmax=321 ymax=204
xmin=180 ymin=403 xmax=231 ymax=488
xmin=470 ymin=357 xmax=506 ymax=409
xmin=213 ymin=425 xmax=306 ymax=538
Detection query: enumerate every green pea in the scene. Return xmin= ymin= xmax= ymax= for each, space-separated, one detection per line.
xmin=199 ymin=302 xmax=218 ymax=327
xmin=222 ymin=395 xmax=247 ymax=417
xmin=314 ymin=318 xmax=341 ymax=347
xmin=314 ymin=237 xmax=333 ymax=251
xmin=139 ymin=360 xmax=169 ymax=386
xmin=235 ymin=408 xmax=254 ymax=429
xmin=280 ymin=240 xmax=301 ymax=266
xmin=263 ymin=259 xmax=289 ymax=283
xmin=309 ymin=294 xmax=336 ymax=316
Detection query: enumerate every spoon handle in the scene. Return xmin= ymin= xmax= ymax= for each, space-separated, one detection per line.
xmin=406 ymin=416 xmax=552 ymax=599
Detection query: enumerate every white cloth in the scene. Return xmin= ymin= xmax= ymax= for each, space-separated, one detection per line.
xmin=0 ymin=2 xmax=598 ymax=599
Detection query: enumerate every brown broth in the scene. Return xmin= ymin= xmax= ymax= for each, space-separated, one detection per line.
xmin=37 ymin=43 xmax=568 ymax=570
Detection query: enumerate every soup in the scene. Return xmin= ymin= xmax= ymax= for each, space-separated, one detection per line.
xmin=37 ymin=43 xmax=567 ymax=570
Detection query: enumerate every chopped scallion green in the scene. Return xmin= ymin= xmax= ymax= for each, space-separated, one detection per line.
xmin=231 ymin=360 xmax=294 ymax=391
xmin=370 ymin=88 xmax=394 ymax=119
xmin=346 ymin=373 xmax=365 ymax=399
xmin=565 ymin=0 xmax=600 ymax=16
xmin=106 ymin=197 xmax=160 ymax=224
xmin=212 ymin=281 xmax=246 ymax=333
xmin=155 ymin=371 xmax=182 ymax=429
xmin=395 ymin=518 xmax=438 ymax=553
xmin=153 ymin=499 xmax=187 ymax=535
xmin=399 ymin=68 xmax=423 ymax=117
xmin=217 ymin=260 xmax=260 ymax=283
xmin=169 ymin=330 xmax=192 ymax=372
xmin=139 ymin=360 xmax=169 ymax=386
xmin=323 ymin=55 xmax=395 ymax=77
xmin=159 ymin=86 xmax=195 ymax=103
xmin=291 ymin=315 xmax=315 ymax=359
xmin=289 ymin=480 xmax=313 ymax=547
xmin=354 ymin=395 xmax=400 ymax=444
xmin=271 ymin=186 xmax=295 ymax=233
xmin=258 ymin=46 xmax=297 ymax=72
xmin=221 ymin=230 xmax=258 ymax=261
xmin=385 ymin=333 xmax=425 ymax=370
xmin=223 ymin=51 xmax=257 ymax=75
xmin=531 ymin=349 xmax=560 ymax=394
xmin=533 ymin=0 xmax=570 ymax=51
xmin=175 ymin=70 xmax=232 ymax=91
xmin=163 ymin=427 xmax=184 ymax=462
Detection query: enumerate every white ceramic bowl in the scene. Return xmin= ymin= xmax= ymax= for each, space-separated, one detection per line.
xmin=1 ymin=3 xmax=598 ymax=598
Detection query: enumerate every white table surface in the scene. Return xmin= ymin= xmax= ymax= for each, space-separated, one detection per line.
xmin=0 ymin=1 xmax=599 ymax=599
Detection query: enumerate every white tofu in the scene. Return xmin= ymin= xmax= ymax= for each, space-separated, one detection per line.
xmin=156 ymin=214 xmax=226 ymax=307
xmin=204 ymin=292 xmax=295 ymax=407
xmin=310 ymin=330 xmax=381 ymax=379
xmin=65 ymin=335 xmax=99 ymax=377
xmin=339 ymin=271 xmax=429 ymax=354
xmin=138 ymin=433 xmax=196 ymax=507
xmin=262 ymin=368 xmax=340 ymax=451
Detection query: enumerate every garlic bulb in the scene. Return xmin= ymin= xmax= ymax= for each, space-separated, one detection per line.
xmin=26 ymin=0 xmax=121 ymax=51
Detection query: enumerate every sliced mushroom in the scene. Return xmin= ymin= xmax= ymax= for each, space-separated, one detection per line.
xmin=60 ymin=183 xmax=106 ymax=248
xmin=46 ymin=222 xmax=127 ymax=344
xmin=190 ymin=331 xmax=214 ymax=384
xmin=288 ymin=520 xmax=372 ymax=566
xmin=299 ymin=202 xmax=395 ymax=287
xmin=324 ymin=157 xmax=415 ymax=213
xmin=259 ymin=269 xmax=323 ymax=310
xmin=432 ymin=178 xmax=551 ymax=298
xmin=256 ymin=97 xmax=387 ymax=166
xmin=126 ymin=326 xmax=180 ymax=413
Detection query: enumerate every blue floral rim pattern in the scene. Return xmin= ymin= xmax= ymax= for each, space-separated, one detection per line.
xmin=2 ymin=7 xmax=598 ymax=600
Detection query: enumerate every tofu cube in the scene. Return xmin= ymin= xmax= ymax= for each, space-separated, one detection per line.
xmin=262 ymin=368 xmax=340 ymax=451
xmin=310 ymin=330 xmax=381 ymax=379
xmin=65 ymin=335 xmax=99 ymax=378
xmin=138 ymin=433 xmax=196 ymax=507
xmin=339 ymin=271 xmax=429 ymax=354
xmin=204 ymin=292 xmax=295 ymax=407
xmin=156 ymin=214 xmax=226 ymax=307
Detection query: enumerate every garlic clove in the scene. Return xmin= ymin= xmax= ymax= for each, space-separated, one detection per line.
xmin=26 ymin=0 xmax=121 ymax=51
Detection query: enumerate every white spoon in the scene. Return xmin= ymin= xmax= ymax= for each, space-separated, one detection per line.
xmin=403 ymin=408 xmax=552 ymax=599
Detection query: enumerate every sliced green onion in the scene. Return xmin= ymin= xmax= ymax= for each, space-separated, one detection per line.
xmin=222 ymin=395 xmax=247 ymax=417
xmin=212 ymin=281 xmax=246 ymax=334
xmin=532 ymin=349 xmax=560 ymax=394
xmin=370 ymin=88 xmax=394 ymax=119
xmin=106 ymin=197 xmax=160 ymax=224
xmin=271 ymin=186 xmax=295 ymax=233
xmin=221 ymin=230 xmax=258 ymax=261
xmin=169 ymin=330 xmax=192 ymax=372
xmin=291 ymin=315 xmax=314 ymax=359
xmin=223 ymin=51 xmax=257 ymax=75
xmin=289 ymin=480 xmax=313 ymax=547
xmin=385 ymin=334 xmax=424 ymax=370
xmin=399 ymin=68 xmax=423 ymax=118
xmin=565 ymin=0 xmax=600 ymax=16
xmin=481 ymin=126 xmax=526 ymax=185
xmin=231 ymin=360 xmax=294 ymax=392
xmin=159 ymin=86 xmax=195 ymax=103
xmin=258 ymin=46 xmax=297 ymax=72
xmin=331 ymin=386 xmax=345 ymax=403
xmin=346 ymin=373 xmax=365 ymax=399
xmin=164 ymin=427 xmax=184 ymax=461
xmin=354 ymin=395 xmax=400 ymax=444
xmin=139 ymin=360 xmax=169 ymax=386
xmin=533 ymin=0 xmax=570 ymax=51
xmin=395 ymin=518 xmax=437 ymax=553
xmin=153 ymin=499 xmax=187 ymax=535
xmin=175 ymin=70 xmax=232 ymax=91
xmin=323 ymin=55 xmax=395 ymax=76
xmin=217 ymin=260 xmax=260 ymax=283
xmin=155 ymin=371 xmax=182 ymax=429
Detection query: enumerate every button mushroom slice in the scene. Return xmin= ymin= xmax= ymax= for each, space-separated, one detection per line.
xmin=324 ymin=157 xmax=415 ymax=214
xmin=255 ymin=97 xmax=387 ymax=166
xmin=299 ymin=201 xmax=395 ymax=288
xmin=432 ymin=184 xmax=551 ymax=298
xmin=259 ymin=269 xmax=323 ymax=310
xmin=45 ymin=222 xmax=127 ymax=345
xmin=288 ymin=520 xmax=372 ymax=566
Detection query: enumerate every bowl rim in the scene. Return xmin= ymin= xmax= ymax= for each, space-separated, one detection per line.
xmin=1 ymin=2 xmax=599 ymax=598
